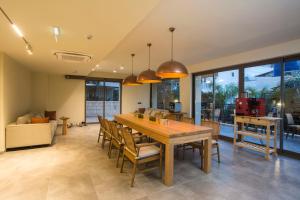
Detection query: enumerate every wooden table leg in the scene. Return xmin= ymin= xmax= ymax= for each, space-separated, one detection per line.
xmin=62 ymin=120 xmax=67 ymax=135
xmin=265 ymin=125 xmax=270 ymax=160
xmin=203 ymin=136 xmax=212 ymax=173
xmin=164 ymin=143 xmax=174 ymax=186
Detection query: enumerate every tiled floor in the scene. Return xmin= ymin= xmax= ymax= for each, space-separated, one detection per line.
xmin=1 ymin=124 xmax=300 ymax=200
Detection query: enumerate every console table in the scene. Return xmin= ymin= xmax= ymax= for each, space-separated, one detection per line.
xmin=234 ymin=116 xmax=281 ymax=160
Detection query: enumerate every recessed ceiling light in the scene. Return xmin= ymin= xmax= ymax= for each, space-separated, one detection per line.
xmin=113 ymin=70 xmax=117 ymax=73
xmin=91 ymin=68 xmax=95 ymax=71
xmin=96 ymin=64 xmax=100 ymax=67
xmin=120 ymin=66 xmax=124 ymax=70
xmin=11 ymin=24 xmax=23 ymax=37
xmin=52 ymin=26 xmax=61 ymax=42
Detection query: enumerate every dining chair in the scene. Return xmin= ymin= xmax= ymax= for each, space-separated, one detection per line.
xmin=120 ymin=127 xmax=163 ymax=187
xmin=101 ymin=118 xmax=113 ymax=149
xmin=183 ymin=120 xmax=221 ymax=168
xmin=285 ymin=113 xmax=300 ymax=139
xmin=97 ymin=115 xmax=104 ymax=143
xmin=107 ymin=121 xmax=124 ymax=167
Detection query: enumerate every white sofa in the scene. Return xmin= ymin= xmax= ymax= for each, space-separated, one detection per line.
xmin=5 ymin=113 xmax=57 ymax=149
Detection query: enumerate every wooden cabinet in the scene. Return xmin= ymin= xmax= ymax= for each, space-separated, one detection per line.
xmin=234 ymin=116 xmax=281 ymax=160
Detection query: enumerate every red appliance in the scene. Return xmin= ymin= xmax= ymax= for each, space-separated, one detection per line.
xmin=236 ymin=98 xmax=266 ymax=117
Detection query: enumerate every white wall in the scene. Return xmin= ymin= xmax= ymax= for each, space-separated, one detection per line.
xmin=181 ymin=38 xmax=300 ymax=118
xmin=0 ymin=53 xmax=32 ymax=152
xmin=122 ymin=84 xmax=150 ymax=113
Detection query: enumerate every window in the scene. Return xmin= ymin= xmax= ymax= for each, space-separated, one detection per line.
xmin=151 ymin=79 xmax=180 ymax=110
xmin=85 ymin=80 xmax=121 ymax=123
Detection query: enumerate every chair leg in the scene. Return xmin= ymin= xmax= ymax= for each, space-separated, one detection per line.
xmin=108 ymin=140 xmax=113 ymax=158
xmin=159 ymin=146 xmax=163 ymax=179
xmin=101 ymin=133 xmax=106 ymax=149
xmin=120 ymin=153 xmax=125 ymax=173
xmin=216 ymin=144 xmax=221 ymax=163
xmin=116 ymin=148 xmax=121 ymax=168
xmin=131 ymin=163 xmax=137 ymax=187
xmin=97 ymin=130 xmax=101 ymax=143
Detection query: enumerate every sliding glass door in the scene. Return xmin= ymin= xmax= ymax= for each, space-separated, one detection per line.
xmin=215 ymin=70 xmax=239 ymax=138
xmin=244 ymin=63 xmax=281 ymax=148
xmin=283 ymin=59 xmax=300 ymax=153
xmin=85 ymin=80 xmax=121 ymax=123
xmin=195 ymin=74 xmax=214 ymax=124
xmin=194 ymin=70 xmax=238 ymax=138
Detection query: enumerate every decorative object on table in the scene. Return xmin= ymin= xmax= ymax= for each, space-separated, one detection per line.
xmin=156 ymin=27 xmax=188 ymax=78
xmin=60 ymin=117 xmax=70 ymax=135
xmin=137 ymin=113 xmax=144 ymax=119
xmin=137 ymin=43 xmax=161 ymax=83
xmin=149 ymin=115 xmax=156 ymax=122
xmin=123 ymin=54 xmax=142 ymax=86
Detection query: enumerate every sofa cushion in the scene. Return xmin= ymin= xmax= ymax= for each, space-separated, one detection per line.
xmin=45 ymin=111 xmax=56 ymax=120
xmin=16 ymin=113 xmax=33 ymax=124
xmin=31 ymin=117 xmax=49 ymax=124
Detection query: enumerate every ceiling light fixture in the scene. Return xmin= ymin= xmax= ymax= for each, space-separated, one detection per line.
xmin=123 ymin=54 xmax=142 ymax=86
xmin=0 ymin=6 xmax=33 ymax=55
xmin=52 ymin=26 xmax=60 ymax=42
xmin=156 ymin=27 xmax=188 ymax=78
xmin=12 ymin=24 xmax=24 ymax=37
xmin=113 ymin=70 xmax=117 ymax=73
xmin=120 ymin=66 xmax=124 ymax=70
xmin=138 ymin=43 xmax=161 ymax=83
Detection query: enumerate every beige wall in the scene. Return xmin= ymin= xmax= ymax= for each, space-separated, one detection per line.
xmin=0 ymin=54 xmax=32 ymax=152
xmin=0 ymin=53 xmax=4 ymax=152
xmin=31 ymin=73 xmax=85 ymax=125
xmin=31 ymin=71 xmax=150 ymax=125
xmin=180 ymin=75 xmax=192 ymax=117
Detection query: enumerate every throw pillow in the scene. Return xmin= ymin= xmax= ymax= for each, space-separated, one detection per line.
xmin=31 ymin=117 xmax=49 ymax=124
xmin=45 ymin=111 xmax=56 ymax=120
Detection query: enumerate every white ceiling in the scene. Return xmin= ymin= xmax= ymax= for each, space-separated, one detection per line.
xmin=96 ymin=0 xmax=300 ymax=75
xmin=1 ymin=0 xmax=300 ymax=76
xmin=0 ymin=0 xmax=160 ymax=75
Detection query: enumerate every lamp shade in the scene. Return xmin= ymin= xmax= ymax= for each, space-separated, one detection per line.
xmin=123 ymin=74 xmax=142 ymax=86
xmin=156 ymin=60 xmax=188 ymax=78
xmin=138 ymin=69 xmax=161 ymax=83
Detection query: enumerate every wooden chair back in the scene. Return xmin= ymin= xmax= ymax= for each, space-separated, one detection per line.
xmin=286 ymin=113 xmax=295 ymax=125
xmin=201 ymin=120 xmax=220 ymax=140
xmin=121 ymin=128 xmax=137 ymax=155
xmin=103 ymin=119 xmax=111 ymax=135
xmin=109 ymin=121 xmax=122 ymax=142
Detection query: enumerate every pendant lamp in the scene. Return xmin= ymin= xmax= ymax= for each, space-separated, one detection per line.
xmin=123 ymin=54 xmax=142 ymax=86
xmin=137 ymin=43 xmax=161 ymax=83
xmin=156 ymin=27 xmax=188 ymax=78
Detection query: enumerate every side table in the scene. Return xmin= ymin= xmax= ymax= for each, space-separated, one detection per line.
xmin=60 ymin=117 xmax=70 ymax=135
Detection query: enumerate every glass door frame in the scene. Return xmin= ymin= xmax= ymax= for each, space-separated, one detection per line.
xmin=85 ymin=77 xmax=123 ymax=124
xmin=192 ymin=54 xmax=300 ymax=158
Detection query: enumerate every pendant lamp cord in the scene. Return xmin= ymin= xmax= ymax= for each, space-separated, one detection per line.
xmin=131 ymin=53 xmax=135 ymax=75
xmin=147 ymin=43 xmax=151 ymax=70
xmin=169 ymin=27 xmax=175 ymax=61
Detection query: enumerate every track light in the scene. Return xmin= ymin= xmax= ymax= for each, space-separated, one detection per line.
xmin=11 ymin=24 xmax=24 ymax=37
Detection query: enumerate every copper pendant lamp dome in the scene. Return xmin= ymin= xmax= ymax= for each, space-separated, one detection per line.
xmin=123 ymin=54 xmax=142 ymax=86
xmin=156 ymin=27 xmax=188 ymax=78
xmin=137 ymin=43 xmax=161 ymax=83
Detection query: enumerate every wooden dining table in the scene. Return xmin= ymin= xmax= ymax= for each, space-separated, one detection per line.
xmin=114 ymin=113 xmax=213 ymax=186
